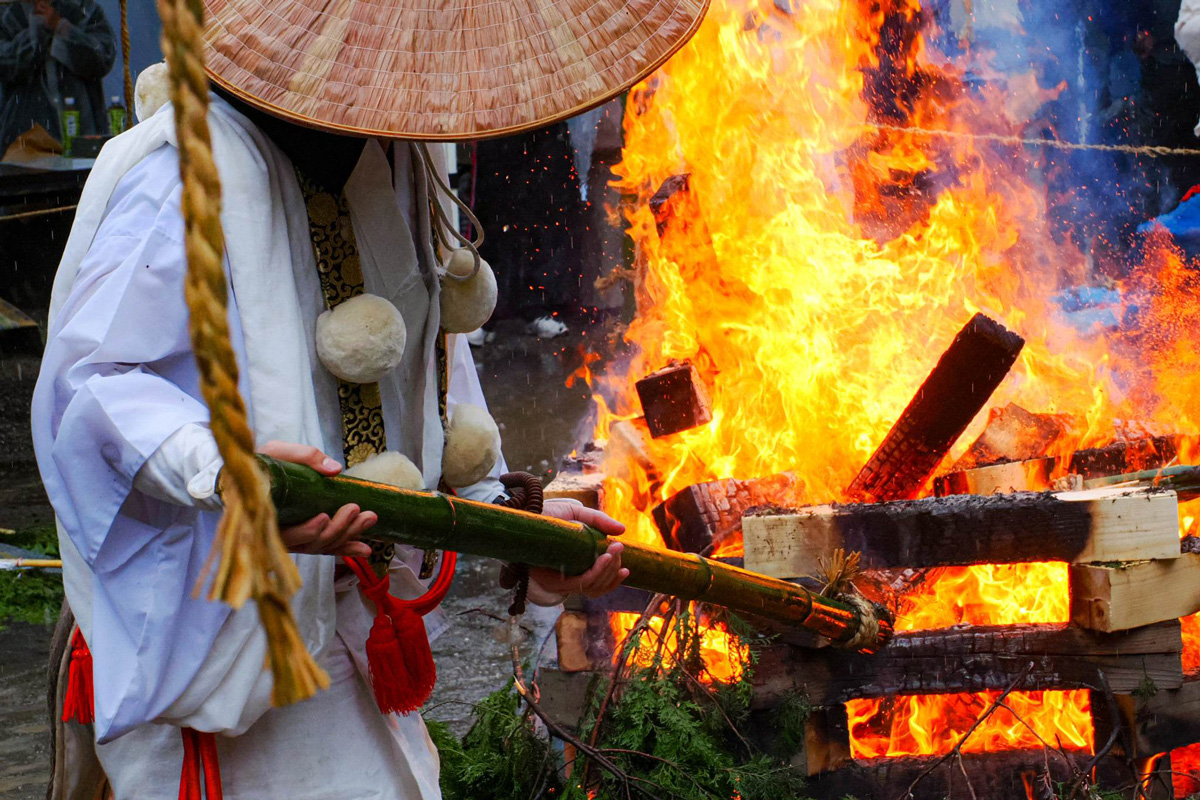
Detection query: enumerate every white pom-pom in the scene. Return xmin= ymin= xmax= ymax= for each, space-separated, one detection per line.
xmin=315 ymin=294 xmax=407 ymax=384
xmin=134 ymin=63 xmax=170 ymax=122
xmin=442 ymin=403 xmax=501 ymax=488
xmin=440 ymin=249 xmax=497 ymax=334
xmin=345 ymin=451 xmax=425 ymax=491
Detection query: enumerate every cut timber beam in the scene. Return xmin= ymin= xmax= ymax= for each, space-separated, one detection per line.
xmin=635 ymin=361 xmax=712 ymax=438
xmin=846 ymin=313 xmax=1025 ymax=502
xmin=1096 ymin=676 xmax=1200 ymax=757
xmin=543 ymin=470 xmax=604 ymax=510
xmin=1070 ymin=553 xmax=1200 ymax=632
xmin=652 ymin=473 xmax=797 ymax=554
xmin=1069 ymin=435 xmax=1181 ymax=479
xmin=743 ymin=487 xmax=1181 ymax=578
xmin=805 ymin=750 xmax=1162 ymax=800
xmin=934 ymin=457 xmax=1054 ymax=496
xmin=750 ymin=621 xmax=1183 ymax=708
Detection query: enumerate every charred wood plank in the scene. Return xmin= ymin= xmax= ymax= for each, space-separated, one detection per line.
xmin=1069 ymin=435 xmax=1181 ymax=479
xmin=951 ymin=403 xmax=1073 ymax=472
xmin=652 ymin=473 xmax=797 ymax=554
xmin=635 ymin=361 xmax=713 ymax=438
xmin=847 ymin=313 xmax=1025 ymax=502
xmin=804 ymin=749 xmax=1146 ymax=800
xmin=743 ymin=487 xmax=1181 ymax=578
xmin=750 ymin=621 xmax=1183 ymax=708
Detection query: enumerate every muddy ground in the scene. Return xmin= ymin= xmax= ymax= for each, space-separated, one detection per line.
xmin=0 ymin=318 xmax=603 ymax=799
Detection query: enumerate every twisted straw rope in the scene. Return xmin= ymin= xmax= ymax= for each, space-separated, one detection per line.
xmin=119 ymin=0 xmax=132 ymax=116
xmin=871 ymin=122 xmax=1200 ymax=158
xmin=156 ymin=0 xmax=328 ymax=706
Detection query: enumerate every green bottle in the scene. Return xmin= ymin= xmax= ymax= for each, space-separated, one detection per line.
xmin=108 ymin=96 xmax=127 ymax=135
xmin=61 ymin=96 xmax=80 ymax=156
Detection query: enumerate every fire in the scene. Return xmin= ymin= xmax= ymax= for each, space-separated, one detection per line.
xmin=591 ymin=0 xmax=1200 ymax=761
xmin=847 ymin=690 xmax=1093 ymax=759
xmin=609 ymin=611 xmax=749 ymax=684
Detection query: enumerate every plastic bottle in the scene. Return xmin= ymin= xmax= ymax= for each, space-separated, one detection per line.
xmin=61 ymin=96 xmax=80 ymax=156
xmin=108 ymin=96 xmax=127 ymax=135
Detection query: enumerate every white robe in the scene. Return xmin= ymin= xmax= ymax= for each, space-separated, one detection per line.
xmin=31 ymin=97 xmax=504 ymax=799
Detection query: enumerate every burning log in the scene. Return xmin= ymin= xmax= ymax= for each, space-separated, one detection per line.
xmin=935 ymin=457 xmax=1055 ymax=496
xmin=751 ymin=621 xmax=1183 ymax=708
xmin=265 ymin=457 xmax=893 ymax=650
xmin=804 ymin=750 xmax=1148 ymax=800
xmin=846 ymin=313 xmax=1025 ymax=502
xmin=651 ymin=473 xmax=797 ymax=554
xmin=950 ymin=403 xmax=1073 ymax=472
xmin=1069 ymin=435 xmax=1180 ymax=479
xmin=742 ymin=487 xmax=1182 ymax=579
xmin=635 ymin=361 xmax=713 ymax=438
xmin=1069 ymin=553 xmax=1200 ymax=633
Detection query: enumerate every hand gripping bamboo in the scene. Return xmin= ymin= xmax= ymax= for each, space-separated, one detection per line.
xmin=157 ymin=0 xmax=328 ymax=705
xmin=264 ymin=458 xmax=894 ymax=652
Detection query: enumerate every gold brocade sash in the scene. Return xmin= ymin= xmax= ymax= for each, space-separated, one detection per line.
xmin=298 ymin=173 xmax=388 ymax=469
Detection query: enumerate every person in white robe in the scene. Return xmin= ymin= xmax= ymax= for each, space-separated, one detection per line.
xmin=31 ymin=91 xmax=629 ymax=799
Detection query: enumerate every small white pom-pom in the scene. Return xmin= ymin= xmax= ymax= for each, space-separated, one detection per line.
xmin=440 ymin=249 xmax=497 ymax=334
xmin=134 ymin=63 xmax=170 ymax=122
xmin=442 ymin=403 xmax=501 ymax=488
xmin=345 ymin=451 xmax=425 ymax=491
xmin=315 ymin=294 xmax=407 ymax=384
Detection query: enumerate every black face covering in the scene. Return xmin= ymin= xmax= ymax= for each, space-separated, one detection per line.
xmin=213 ymin=86 xmax=367 ymax=193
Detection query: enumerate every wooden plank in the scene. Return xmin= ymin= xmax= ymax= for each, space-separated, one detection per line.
xmin=934 ymin=457 xmax=1054 ymax=496
xmin=1070 ymin=554 xmax=1200 ymax=632
xmin=846 ymin=313 xmax=1025 ymax=503
xmin=750 ymin=621 xmax=1183 ymax=708
xmin=543 ymin=470 xmax=604 ymax=509
xmin=1069 ymin=435 xmax=1181 ymax=479
xmin=1115 ymin=676 xmax=1200 ymax=757
xmin=950 ymin=403 xmax=1072 ymax=472
xmin=652 ymin=473 xmax=797 ymax=554
xmin=743 ymin=487 xmax=1181 ymax=579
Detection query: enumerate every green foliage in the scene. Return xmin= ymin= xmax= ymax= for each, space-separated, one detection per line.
xmin=0 ymin=524 xmax=63 ymax=626
xmin=770 ymin=692 xmax=812 ymax=758
xmin=430 ymin=679 xmax=566 ymax=800
xmin=431 ymin=607 xmax=811 ymax=800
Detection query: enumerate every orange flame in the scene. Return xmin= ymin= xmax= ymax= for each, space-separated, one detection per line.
xmin=593 ymin=0 xmax=1200 ymax=759
xmin=609 ymin=611 xmax=749 ymax=684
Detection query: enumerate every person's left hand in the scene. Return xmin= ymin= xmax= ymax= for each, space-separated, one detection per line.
xmin=526 ymin=500 xmax=629 ymax=597
xmin=33 ymin=0 xmax=60 ymax=31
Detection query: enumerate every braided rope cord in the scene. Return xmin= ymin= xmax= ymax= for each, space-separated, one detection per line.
xmin=156 ymin=0 xmax=328 ymax=706
xmin=119 ymin=0 xmax=132 ymax=115
xmin=870 ymin=122 xmax=1200 ymax=158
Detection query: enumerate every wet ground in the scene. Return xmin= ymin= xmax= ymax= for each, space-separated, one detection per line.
xmin=0 ymin=316 xmax=603 ymax=799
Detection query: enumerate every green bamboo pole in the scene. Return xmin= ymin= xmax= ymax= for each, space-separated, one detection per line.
xmin=263 ymin=457 xmax=893 ymax=652
xmin=1083 ymin=465 xmax=1200 ymax=498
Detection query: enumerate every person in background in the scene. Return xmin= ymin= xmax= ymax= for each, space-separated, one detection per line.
xmin=0 ymin=0 xmax=115 ymax=154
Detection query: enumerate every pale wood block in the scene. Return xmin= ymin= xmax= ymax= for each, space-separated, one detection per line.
xmin=554 ymin=610 xmax=594 ymax=672
xmin=543 ymin=471 xmax=604 ymax=510
xmin=1070 ymin=553 xmax=1200 ymax=632
xmin=743 ymin=487 xmax=1181 ymax=580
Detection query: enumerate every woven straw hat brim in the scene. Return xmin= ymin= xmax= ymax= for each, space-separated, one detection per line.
xmin=203 ymin=0 xmax=709 ymax=141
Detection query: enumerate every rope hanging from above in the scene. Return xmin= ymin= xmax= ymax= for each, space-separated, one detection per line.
xmin=119 ymin=0 xmax=133 ymax=117
xmin=155 ymin=0 xmax=327 ymax=706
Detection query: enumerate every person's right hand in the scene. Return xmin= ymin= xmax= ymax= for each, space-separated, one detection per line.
xmin=33 ymin=0 xmax=60 ymax=31
xmin=258 ymin=441 xmax=374 ymax=558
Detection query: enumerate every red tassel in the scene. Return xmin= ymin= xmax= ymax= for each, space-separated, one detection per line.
xmin=62 ymin=628 xmax=94 ymax=724
xmin=178 ymin=729 xmax=200 ymax=800
xmin=343 ymin=553 xmax=456 ymax=715
xmin=389 ymin=607 xmax=436 ymax=714
xmin=363 ymin=604 xmax=413 ymax=714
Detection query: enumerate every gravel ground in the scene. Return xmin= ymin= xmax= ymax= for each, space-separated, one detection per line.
xmin=0 ymin=318 xmax=601 ymax=798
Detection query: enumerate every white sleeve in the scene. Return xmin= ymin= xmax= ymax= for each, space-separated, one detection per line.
xmin=133 ymin=422 xmax=224 ymax=510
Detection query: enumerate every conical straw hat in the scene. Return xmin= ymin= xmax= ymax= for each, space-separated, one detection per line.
xmin=203 ymin=0 xmax=709 ymax=140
